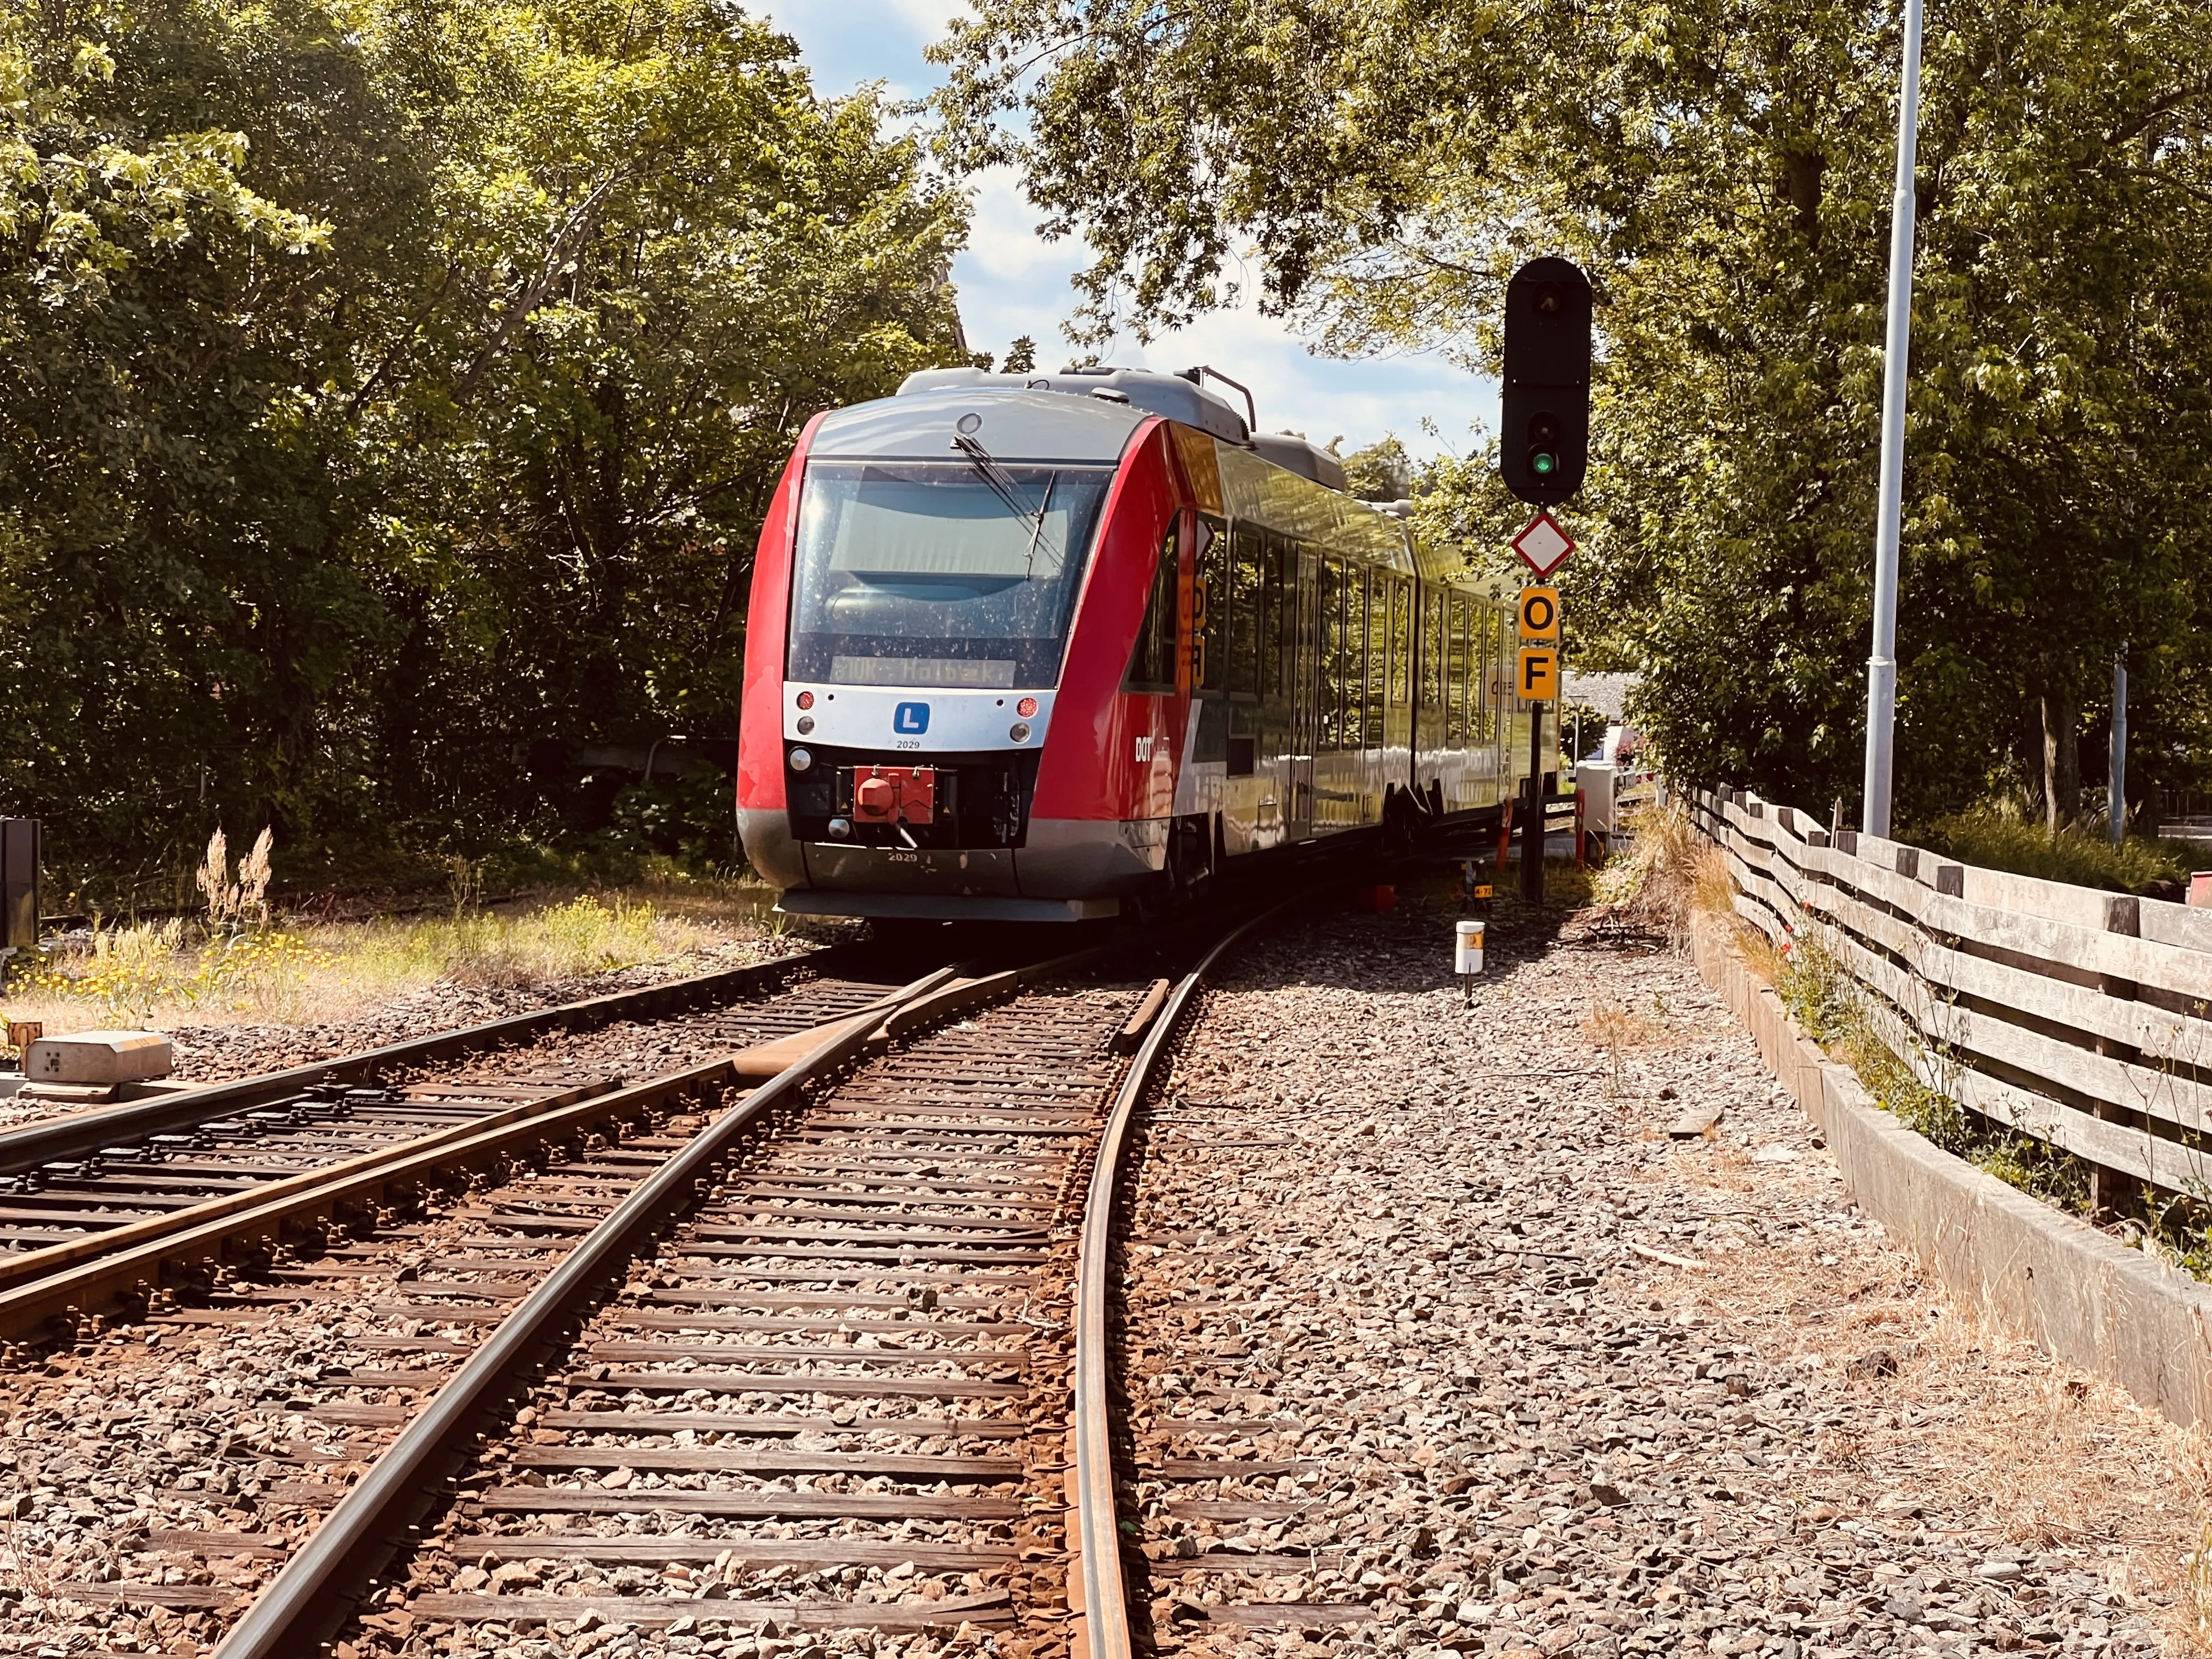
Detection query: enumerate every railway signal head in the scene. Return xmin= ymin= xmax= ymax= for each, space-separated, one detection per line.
xmin=1500 ymin=257 xmax=1593 ymax=506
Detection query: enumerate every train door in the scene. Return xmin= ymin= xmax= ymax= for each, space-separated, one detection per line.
xmin=1286 ymin=539 xmax=1318 ymax=840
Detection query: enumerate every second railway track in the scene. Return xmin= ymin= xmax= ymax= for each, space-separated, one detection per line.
xmin=0 ymin=900 xmax=1292 ymax=1658
xmin=0 ymin=957 xmax=931 ymax=1345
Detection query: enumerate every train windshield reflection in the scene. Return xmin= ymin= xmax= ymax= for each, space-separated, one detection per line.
xmin=790 ymin=461 xmax=1114 ymax=689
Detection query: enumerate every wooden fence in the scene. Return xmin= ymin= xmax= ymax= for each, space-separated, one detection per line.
xmin=1688 ymin=786 xmax=2212 ymax=1199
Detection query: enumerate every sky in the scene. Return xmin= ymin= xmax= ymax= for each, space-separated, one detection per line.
xmin=753 ymin=0 xmax=1496 ymax=462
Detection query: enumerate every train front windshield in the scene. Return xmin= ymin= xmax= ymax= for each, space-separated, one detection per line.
xmin=789 ymin=460 xmax=1114 ymax=690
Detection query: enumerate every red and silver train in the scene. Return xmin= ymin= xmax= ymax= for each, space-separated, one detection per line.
xmin=737 ymin=365 xmax=1556 ymax=922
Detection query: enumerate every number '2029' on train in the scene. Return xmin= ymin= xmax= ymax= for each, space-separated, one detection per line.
xmin=737 ymin=366 xmax=1556 ymax=922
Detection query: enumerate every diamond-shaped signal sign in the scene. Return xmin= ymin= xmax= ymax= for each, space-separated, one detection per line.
xmin=1511 ymin=510 xmax=1576 ymax=578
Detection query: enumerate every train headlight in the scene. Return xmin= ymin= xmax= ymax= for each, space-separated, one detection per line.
xmin=796 ymin=715 xmax=815 ymax=735
xmin=827 ymin=816 xmax=852 ymax=839
xmin=1008 ymin=722 xmax=1031 ymax=743
xmin=788 ymin=747 xmax=813 ymax=772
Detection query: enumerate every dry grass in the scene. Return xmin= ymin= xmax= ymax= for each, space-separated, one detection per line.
xmin=1583 ymin=996 xmax=1669 ymax=1094
xmin=2 ymin=884 xmax=790 ymax=1037
xmin=2182 ymin=1439 xmax=2212 ymax=1648
xmin=1590 ymin=798 xmax=1731 ymax=945
xmin=1689 ymin=841 xmax=1735 ymax=920
xmin=1732 ymin=917 xmax=1786 ymax=986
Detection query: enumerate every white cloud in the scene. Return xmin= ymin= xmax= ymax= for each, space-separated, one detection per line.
xmin=957 ymin=166 xmax=1078 ymax=291
xmin=760 ymin=1 xmax=1496 ymax=461
xmin=753 ymin=0 xmax=935 ymax=99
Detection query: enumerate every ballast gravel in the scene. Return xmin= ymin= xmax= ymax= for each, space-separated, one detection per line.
xmin=0 ymin=1103 xmax=714 ymax=1656
xmin=1119 ymin=890 xmax=2203 ymax=1659
xmin=157 ymin=932 xmax=825 ymax=1084
xmin=2 ymin=891 xmax=2202 ymax=1659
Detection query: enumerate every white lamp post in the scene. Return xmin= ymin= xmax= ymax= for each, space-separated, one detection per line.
xmin=1861 ymin=0 xmax=1926 ymax=838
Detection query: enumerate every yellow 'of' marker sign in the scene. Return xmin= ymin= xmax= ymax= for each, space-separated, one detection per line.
xmin=1518 ymin=646 xmax=1559 ymax=701
xmin=1519 ymin=586 xmax=1561 ymax=641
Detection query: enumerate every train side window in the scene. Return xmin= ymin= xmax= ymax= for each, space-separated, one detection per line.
xmin=1195 ymin=514 xmax=1226 ymax=693
xmin=1125 ymin=522 xmax=1180 ymax=692
xmin=1228 ymin=523 xmax=1261 ymax=697
xmin=1478 ymin=605 xmax=1496 ymax=742
xmin=1262 ymin=535 xmax=1286 ymax=697
xmin=1422 ymin=588 xmax=1444 ymax=724
xmin=1469 ymin=601 xmax=1486 ymax=742
xmin=1389 ymin=577 xmax=1412 ymax=708
xmin=1364 ymin=569 xmax=1386 ymax=750
xmin=1439 ymin=595 xmax=1455 ymax=746
xmin=1468 ymin=597 xmax=1485 ymax=743
xmin=1295 ymin=539 xmax=1320 ymax=754
xmin=1443 ymin=594 xmax=1463 ymax=745
xmin=1344 ymin=564 xmax=1365 ymax=752
xmin=1319 ymin=558 xmax=1343 ymax=752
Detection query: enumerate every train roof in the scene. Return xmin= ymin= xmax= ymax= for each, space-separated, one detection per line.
xmin=828 ymin=369 xmax=1496 ymax=597
xmin=900 ymin=365 xmax=1250 ymax=444
xmin=816 ymin=386 xmax=1145 ymax=466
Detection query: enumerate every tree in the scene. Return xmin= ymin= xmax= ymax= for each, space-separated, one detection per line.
xmin=934 ymin=0 xmax=2212 ymax=825
xmin=0 ymin=0 xmax=975 ymax=890
xmin=355 ymin=0 xmax=972 ymax=844
xmin=1336 ymin=436 xmax=1410 ymax=502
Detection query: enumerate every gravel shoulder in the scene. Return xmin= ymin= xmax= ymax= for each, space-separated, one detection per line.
xmin=1119 ymin=888 xmax=2204 ymax=1659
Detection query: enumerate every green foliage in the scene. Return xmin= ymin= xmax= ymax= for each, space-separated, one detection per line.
xmin=1335 ymin=436 xmax=1411 ymax=501
xmin=1774 ymin=927 xmax=1855 ymax=1049
xmin=1915 ymin=805 xmax=2196 ymax=894
xmin=934 ymin=0 xmax=2212 ymax=820
xmin=1775 ymin=919 xmax=2090 ymax=1212
xmin=0 ymin=0 xmax=971 ymax=884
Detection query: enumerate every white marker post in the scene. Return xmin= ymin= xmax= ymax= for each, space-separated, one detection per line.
xmin=1456 ymin=919 xmax=1486 ymax=1006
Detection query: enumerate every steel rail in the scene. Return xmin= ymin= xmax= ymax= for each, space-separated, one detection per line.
xmin=0 ymin=976 xmax=938 ymax=1344
xmin=0 ymin=971 xmax=943 ymax=1342
xmin=0 ymin=943 xmax=849 ymax=1175
xmin=0 ymin=1077 xmax=627 ymax=1296
xmin=1067 ymin=894 xmax=1305 ymax=1659
xmin=208 ymin=962 xmax=982 ymax=1659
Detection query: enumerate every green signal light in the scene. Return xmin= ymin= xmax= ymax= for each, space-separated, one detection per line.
xmin=1531 ymin=451 xmax=1558 ymax=476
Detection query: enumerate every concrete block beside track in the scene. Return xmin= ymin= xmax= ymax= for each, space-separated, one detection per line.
xmin=1694 ymin=917 xmax=2212 ymax=1428
xmin=24 ymin=1029 xmax=172 ymax=1085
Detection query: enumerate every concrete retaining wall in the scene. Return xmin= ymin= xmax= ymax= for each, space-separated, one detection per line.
xmin=1691 ymin=919 xmax=2212 ymax=1429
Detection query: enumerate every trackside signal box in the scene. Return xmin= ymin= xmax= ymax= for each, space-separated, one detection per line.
xmin=1 ymin=819 xmax=37 ymax=953
xmin=1501 ymin=257 xmax=1594 ymax=505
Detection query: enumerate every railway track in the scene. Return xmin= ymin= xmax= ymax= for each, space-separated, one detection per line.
xmin=41 ymin=900 xmax=1276 ymax=1659
xmin=0 ymin=953 xmax=946 ymax=1347
xmin=0 ymin=898 xmax=1291 ymax=1658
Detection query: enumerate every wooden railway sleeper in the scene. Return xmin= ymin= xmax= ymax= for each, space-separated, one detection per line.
xmin=208 ymin=956 xmax=1153 ymax=1657
xmin=0 ymin=1060 xmax=777 ymax=1350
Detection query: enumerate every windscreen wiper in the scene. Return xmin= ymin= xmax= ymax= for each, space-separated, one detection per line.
xmin=952 ymin=432 xmax=1058 ymax=567
xmin=1024 ymin=472 xmax=1057 ymax=572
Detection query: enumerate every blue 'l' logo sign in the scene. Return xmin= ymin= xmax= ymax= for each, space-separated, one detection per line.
xmin=894 ymin=702 xmax=930 ymax=736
